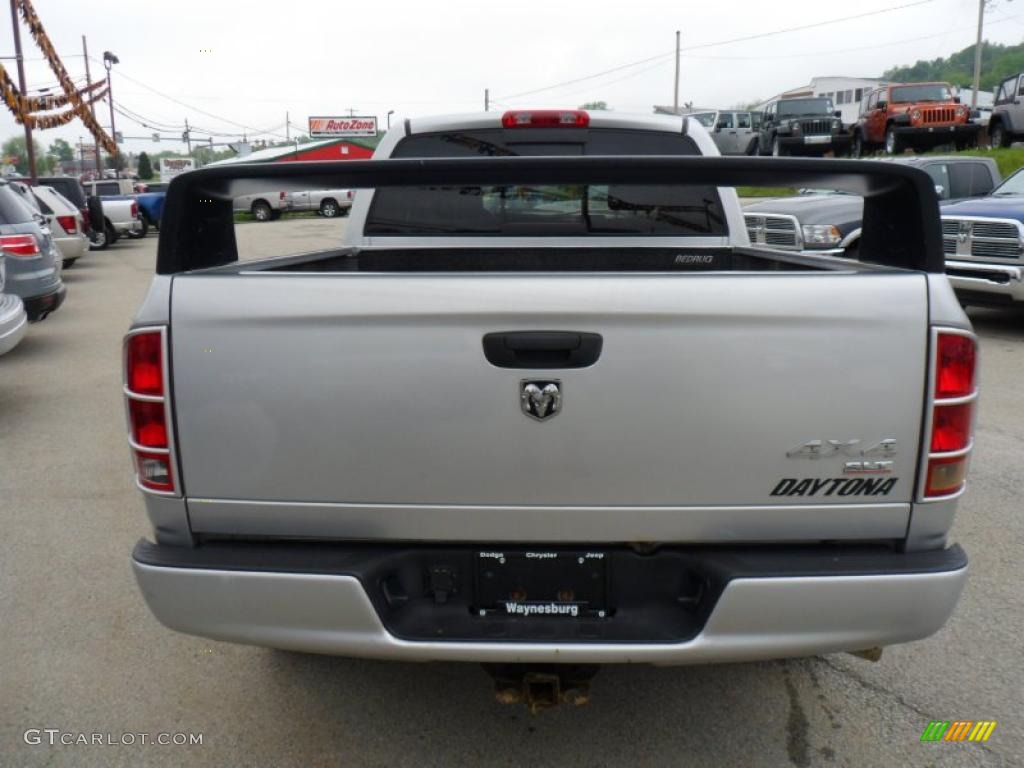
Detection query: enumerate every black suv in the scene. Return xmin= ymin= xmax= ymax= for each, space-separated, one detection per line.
xmin=757 ymin=97 xmax=850 ymax=157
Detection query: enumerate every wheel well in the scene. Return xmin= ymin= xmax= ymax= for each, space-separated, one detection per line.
xmin=319 ymin=197 xmax=338 ymax=207
xmin=250 ymin=199 xmax=270 ymax=212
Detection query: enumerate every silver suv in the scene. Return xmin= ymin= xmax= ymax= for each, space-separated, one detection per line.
xmin=0 ymin=180 xmax=65 ymax=321
xmin=690 ymin=110 xmax=760 ymax=155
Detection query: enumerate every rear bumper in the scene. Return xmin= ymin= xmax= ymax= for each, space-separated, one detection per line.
xmin=946 ymin=259 xmax=1024 ymax=304
xmin=132 ymin=540 xmax=968 ymax=664
xmin=111 ymin=218 xmax=143 ymax=235
xmin=55 ymin=234 xmax=88 ymax=262
xmin=23 ymin=283 xmax=65 ymax=322
xmin=0 ymin=292 xmax=27 ymax=355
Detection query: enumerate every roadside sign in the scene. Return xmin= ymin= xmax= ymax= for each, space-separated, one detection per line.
xmin=160 ymin=157 xmax=196 ymax=181
xmin=308 ymin=116 xmax=378 ymax=137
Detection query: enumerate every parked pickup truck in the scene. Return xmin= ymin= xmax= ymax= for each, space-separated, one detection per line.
xmin=743 ymin=155 xmax=1000 ymax=258
xmin=852 ymin=82 xmax=979 ymax=156
xmin=82 ymin=179 xmax=144 ymax=245
xmin=940 ymin=165 xmax=1024 ymax=307
xmin=285 ymin=188 xmax=354 ymax=217
xmin=127 ymin=110 xmax=975 ymax=706
xmin=232 ymin=190 xmax=289 ymax=221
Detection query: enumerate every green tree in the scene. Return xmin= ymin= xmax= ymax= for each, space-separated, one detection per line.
xmin=883 ymin=41 xmax=1024 ymax=92
xmin=104 ymin=151 xmax=126 ymax=171
xmin=579 ymin=100 xmax=609 ymax=110
xmin=48 ymin=138 xmax=73 ymax=162
xmin=137 ymin=151 xmax=153 ymax=180
xmin=2 ymin=135 xmax=45 ymax=175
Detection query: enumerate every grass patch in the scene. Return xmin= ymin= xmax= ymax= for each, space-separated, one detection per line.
xmin=919 ymin=146 xmax=1024 ymax=179
xmin=736 ymin=187 xmax=796 ymax=198
xmin=233 ymin=210 xmax=323 ymax=223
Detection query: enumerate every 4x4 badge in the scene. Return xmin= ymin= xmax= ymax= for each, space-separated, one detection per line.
xmin=521 ymin=380 xmax=561 ymax=421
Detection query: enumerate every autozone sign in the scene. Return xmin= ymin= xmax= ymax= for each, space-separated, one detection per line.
xmin=308 ymin=116 xmax=378 ymax=137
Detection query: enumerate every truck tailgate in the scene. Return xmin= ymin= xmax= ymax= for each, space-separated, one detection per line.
xmin=170 ymin=271 xmax=927 ymax=542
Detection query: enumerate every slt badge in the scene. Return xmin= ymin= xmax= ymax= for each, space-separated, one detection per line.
xmin=521 ymin=380 xmax=562 ymax=421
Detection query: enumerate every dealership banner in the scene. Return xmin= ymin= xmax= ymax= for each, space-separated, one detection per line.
xmin=308 ymin=116 xmax=378 ymax=137
xmin=160 ymin=157 xmax=196 ymax=181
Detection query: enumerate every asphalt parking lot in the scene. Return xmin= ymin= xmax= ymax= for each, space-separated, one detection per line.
xmin=1 ymin=218 xmax=1022 ymax=767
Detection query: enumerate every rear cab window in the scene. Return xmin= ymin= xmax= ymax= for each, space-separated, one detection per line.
xmin=949 ymin=162 xmax=996 ymax=199
xmin=364 ymin=128 xmax=727 ymax=237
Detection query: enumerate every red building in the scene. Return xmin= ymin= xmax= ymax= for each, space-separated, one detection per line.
xmin=211 ymin=137 xmax=377 ymax=166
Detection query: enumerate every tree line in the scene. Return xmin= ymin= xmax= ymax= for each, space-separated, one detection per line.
xmin=883 ymin=41 xmax=1024 ymax=92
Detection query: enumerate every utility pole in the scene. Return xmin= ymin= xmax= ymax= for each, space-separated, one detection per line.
xmin=184 ymin=118 xmax=192 ymax=155
xmin=103 ymin=50 xmax=120 ymax=178
xmin=673 ymin=30 xmax=681 ymax=114
xmin=9 ymin=0 xmax=36 ymax=181
xmin=484 ymin=88 xmax=489 ymax=111
xmin=285 ymin=110 xmax=290 ymax=141
xmin=971 ymin=0 xmax=986 ymax=108
xmin=83 ymin=36 xmax=102 ymax=176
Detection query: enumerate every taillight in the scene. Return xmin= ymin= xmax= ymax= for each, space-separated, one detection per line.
xmin=922 ymin=330 xmax=978 ymax=499
xmin=134 ymin=451 xmax=174 ymax=493
xmin=0 ymin=233 xmax=41 ymax=257
xmin=347 ymin=190 xmax=354 ymax=200
xmin=279 ymin=191 xmax=287 ymax=200
xmin=57 ymin=215 xmax=77 ymax=234
xmin=129 ymin=399 xmax=168 ymax=448
xmin=130 ymin=201 xmax=139 ymax=218
xmin=79 ymin=208 xmax=92 ymax=233
xmin=501 ymin=109 xmax=590 ymax=128
xmin=935 ymin=333 xmax=975 ymax=398
xmin=930 ymin=402 xmax=972 ymax=453
xmin=124 ymin=329 xmax=177 ymax=494
xmin=125 ymin=331 xmax=162 ymax=395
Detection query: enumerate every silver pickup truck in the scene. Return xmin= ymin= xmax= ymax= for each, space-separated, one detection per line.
xmin=286 ymin=188 xmax=353 ymax=217
xmin=82 ymin=180 xmax=143 ymax=246
xmin=126 ymin=111 xmax=975 ymax=706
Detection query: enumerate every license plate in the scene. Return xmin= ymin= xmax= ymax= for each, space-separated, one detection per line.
xmin=804 ymin=136 xmax=830 ymax=144
xmin=474 ymin=550 xmax=608 ymax=618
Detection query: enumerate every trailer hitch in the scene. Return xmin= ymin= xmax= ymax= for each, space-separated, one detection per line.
xmin=483 ymin=664 xmax=601 ymax=712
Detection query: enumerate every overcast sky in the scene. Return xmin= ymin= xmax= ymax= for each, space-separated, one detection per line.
xmin=3 ymin=0 xmax=1023 ymax=157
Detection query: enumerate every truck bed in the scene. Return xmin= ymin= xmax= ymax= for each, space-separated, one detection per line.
xmin=210 ymin=245 xmax=883 ymax=274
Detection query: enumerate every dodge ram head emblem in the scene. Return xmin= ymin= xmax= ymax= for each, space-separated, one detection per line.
xmin=958 ymin=221 xmax=971 ymax=244
xmin=520 ymin=380 xmax=562 ymax=421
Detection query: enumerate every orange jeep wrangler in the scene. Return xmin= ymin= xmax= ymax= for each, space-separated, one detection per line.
xmin=852 ymin=82 xmax=980 ymax=156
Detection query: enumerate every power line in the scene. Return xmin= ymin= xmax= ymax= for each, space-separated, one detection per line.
xmin=494 ymin=0 xmax=937 ymax=101
xmin=674 ymin=16 xmax=1022 ymax=61
xmin=89 ymin=57 xmax=290 ymax=139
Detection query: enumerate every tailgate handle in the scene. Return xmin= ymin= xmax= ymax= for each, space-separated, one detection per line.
xmin=483 ymin=331 xmax=602 ymax=369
